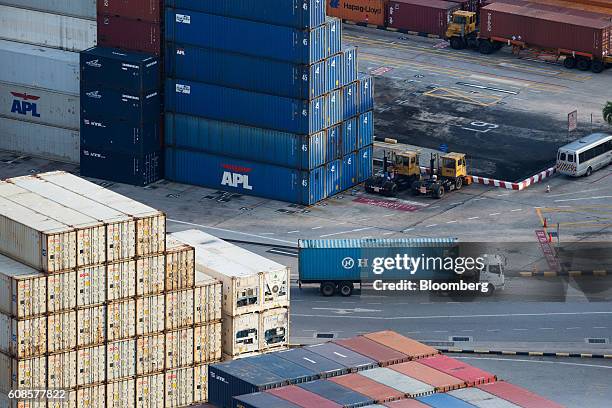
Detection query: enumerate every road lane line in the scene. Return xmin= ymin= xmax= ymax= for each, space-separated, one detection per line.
xmin=555 ymin=195 xmax=612 ymax=202
xmin=167 ymin=219 xmax=295 ymax=244
xmin=311 ymin=226 xmax=323 ymax=230
xmin=468 ymin=216 xmax=479 ymax=220
xmin=287 ymin=230 xmax=300 ymax=234
xmin=455 ymin=357 xmax=612 ymax=369
xmin=511 ymin=209 xmax=523 ymax=212
xmin=489 ymin=213 xmax=501 ymax=216
xmin=446 ymin=220 xmax=458 ymax=224
xmin=290 ymin=311 xmax=612 ymax=320
xmin=426 ymin=224 xmax=439 ymax=228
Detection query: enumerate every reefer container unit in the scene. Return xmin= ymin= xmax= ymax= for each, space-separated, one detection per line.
xmin=299 ymin=379 xmax=376 ymax=407
xmin=419 ymin=355 xmax=496 ymax=386
xmin=0 ymin=39 xmax=80 ymax=95
xmin=233 ymin=392 xmax=303 ymax=408
xmin=0 ymin=313 xmax=48 ymax=358
xmin=0 ymin=254 xmax=46 ymax=319
xmin=389 ymin=361 xmax=466 ymax=392
xmin=166 ymin=79 xmax=326 ymax=135
xmin=268 ymin=386 xmax=342 ymax=408
xmin=80 ymin=86 xmax=160 ymax=123
xmin=80 ymin=147 xmax=163 ymax=186
xmin=275 ymin=348 xmax=349 ymax=378
xmin=97 ymin=0 xmax=162 ymax=22
xmin=0 ymin=5 xmax=96 ymax=51
xmin=222 ymin=312 xmax=260 ymax=357
xmin=363 ymin=331 xmax=439 ymax=359
xmin=166 ymin=367 xmax=195 ymax=407
xmin=107 ymin=378 xmax=136 ymax=408
xmin=0 ymin=353 xmax=46 ymax=392
xmin=326 ymin=0 xmax=388 ymax=26
xmin=165 ymin=148 xmax=328 ymax=205
xmin=478 ymin=381 xmax=564 ymax=408
xmin=448 ymin=388 xmax=521 ymax=408
xmin=165 ymin=0 xmax=326 ymax=28
xmin=306 ymin=343 xmax=378 ymax=372
xmin=80 ymin=47 xmax=160 ymax=93
xmin=358 ymin=75 xmax=374 ymax=113
xmin=386 ymin=0 xmax=460 ymax=37
xmin=357 ymin=145 xmax=374 ymax=182
xmin=358 ymin=367 xmax=434 ymax=397
xmin=97 ymin=14 xmax=162 ymax=56
xmin=334 ymin=337 xmax=410 ymax=366
xmin=417 ymin=393 xmax=476 ymax=408
xmin=80 ymin=115 xmax=162 ymax=154
xmin=245 ymin=354 xmax=319 ymax=384
xmin=165 ymin=9 xmax=327 ymax=64
xmin=135 ymin=373 xmax=165 ymax=407
xmin=0 ymin=0 xmax=96 ymax=19
xmin=259 ymin=308 xmax=289 ymax=351
xmin=329 ymin=374 xmax=405 ymax=403
xmin=165 ymin=113 xmax=329 ymax=170
xmin=166 ymin=43 xmax=327 ymax=99
xmin=342 ymin=47 xmax=359 ymax=86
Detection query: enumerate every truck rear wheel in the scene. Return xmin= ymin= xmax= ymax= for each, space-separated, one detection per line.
xmin=450 ymin=37 xmax=464 ymax=50
xmin=478 ymin=40 xmax=494 ymax=55
xmin=455 ymin=178 xmax=463 ymax=190
xmin=320 ymin=282 xmax=336 ymax=297
xmin=563 ymin=57 xmax=576 ymax=69
xmin=591 ymin=61 xmax=604 ymax=73
xmin=433 ymin=185 xmax=445 ymax=199
xmin=482 ymin=285 xmax=495 ymax=297
xmin=339 ymin=282 xmax=354 ymax=297
xmin=576 ymin=58 xmax=591 ymax=71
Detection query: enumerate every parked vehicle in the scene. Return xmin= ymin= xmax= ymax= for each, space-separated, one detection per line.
xmin=556 ymin=133 xmax=612 ymax=177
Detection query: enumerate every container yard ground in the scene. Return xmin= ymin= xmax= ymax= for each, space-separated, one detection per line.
xmin=343 ymin=25 xmax=612 ymax=181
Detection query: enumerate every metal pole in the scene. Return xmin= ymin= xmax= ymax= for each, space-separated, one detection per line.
xmin=557 ymin=223 xmax=560 ymax=244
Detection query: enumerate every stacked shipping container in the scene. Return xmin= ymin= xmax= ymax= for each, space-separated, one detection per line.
xmin=0 ymin=171 xmax=222 ymax=407
xmin=163 ymin=1 xmax=374 ymax=204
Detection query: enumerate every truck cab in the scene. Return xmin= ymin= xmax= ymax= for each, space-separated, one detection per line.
xmin=446 ymin=10 xmax=478 ymax=49
xmin=478 ymin=254 xmax=506 ymax=296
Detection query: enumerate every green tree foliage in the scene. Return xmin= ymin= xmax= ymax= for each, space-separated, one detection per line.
xmin=604 ymin=101 xmax=612 ymax=125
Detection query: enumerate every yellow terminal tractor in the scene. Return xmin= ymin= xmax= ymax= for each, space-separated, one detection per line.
xmin=364 ymin=149 xmax=422 ymax=197
xmin=412 ymin=152 xmax=472 ymax=199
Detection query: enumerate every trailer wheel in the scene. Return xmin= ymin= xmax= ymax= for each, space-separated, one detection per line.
xmin=563 ymin=57 xmax=576 ymax=69
xmin=433 ymin=185 xmax=445 ymax=199
xmin=576 ymin=59 xmax=591 ymax=71
xmin=478 ymin=40 xmax=494 ymax=55
xmin=383 ymin=181 xmax=398 ymax=197
xmin=320 ymin=282 xmax=336 ymax=297
xmin=450 ymin=37 xmax=464 ymax=50
xmin=482 ymin=285 xmax=495 ymax=297
xmin=591 ymin=61 xmax=604 ymax=73
xmin=339 ymin=282 xmax=353 ymax=297
xmin=455 ymin=178 xmax=463 ymax=190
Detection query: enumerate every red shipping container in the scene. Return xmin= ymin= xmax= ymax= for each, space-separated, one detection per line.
xmin=386 ymin=0 xmax=461 ymax=37
xmin=478 ymin=381 xmax=565 ymax=408
xmin=97 ymin=0 xmax=163 ymax=23
xmin=329 ymin=373 xmax=405 ymax=403
xmin=268 ymin=385 xmax=342 ymax=408
xmin=418 ymin=355 xmax=496 ymax=386
xmin=97 ymin=14 xmax=162 ymax=56
xmin=334 ymin=337 xmax=409 ymax=367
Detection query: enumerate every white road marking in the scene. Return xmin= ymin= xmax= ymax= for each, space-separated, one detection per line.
xmin=167 ymin=219 xmax=295 ymax=244
xmin=473 ymin=197 xmax=486 ymax=201
xmin=461 ymin=330 xmax=474 ymax=332
xmin=468 ymin=216 xmax=479 ymax=220
xmin=383 ymin=214 xmax=395 ymax=217
xmin=538 ymin=328 xmax=554 ymax=330
xmin=287 ymin=230 xmax=300 ymax=234
xmin=426 ymin=224 xmax=439 ymax=228
xmin=446 ymin=220 xmax=458 ymax=224
xmin=431 ymin=205 xmax=440 ymax=209
xmin=433 ymin=330 xmax=448 ymax=333
xmin=456 ymin=357 xmax=612 ymax=370
xmin=489 ymin=213 xmax=501 ymax=216
xmin=593 ymin=327 xmax=607 ymax=329
xmin=451 ymin=202 xmax=462 ymax=205
xmin=566 ymin=327 xmax=581 ymax=330
xmin=357 ymin=218 xmax=370 ymax=222
xmin=487 ymin=329 xmax=500 ymax=332
xmin=555 ymin=195 xmax=612 ymax=202
xmin=511 ymin=208 xmax=523 ymax=212
xmin=290 ymin=311 xmax=612 ymax=320
xmin=311 ymin=226 xmax=323 ymax=230
xmin=312 ymin=307 xmax=382 ymax=313
xmin=496 ymin=193 xmax=510 ymax=197
xmin=403 ymin=228 xmax=415 ymax=232
xmin=319 ymin=227 xmax=372 ymax=238
xmin=550 ymin=188 xmax=605 ymax=197
xmin=513 ymin=328 xmax=528 ymax=331
xmin=383 ymin=232 xmax=395 ymax=235
xmin=259 ymin=232 xmax=275 ymax=235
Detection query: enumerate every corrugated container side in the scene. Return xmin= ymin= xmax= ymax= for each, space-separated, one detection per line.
xmin=77 ymin=384 xmax=106 ymax=408
xmin=268 ymin=385 xmax=342 ymax=408
xmin=107 ymin=339 xmax=137 ymax=381
xmin=326 ymin=0 xmax=387 ymax=26
xmin=135 ymin=373 xmax=165 ymax=408
xmin=343 ymin=82 xmax=359 ymax=120
xmin=77 ymin=345 xmax=105 ymax=386
xmin=306 ymin=343 xmax=378 ymax=372
xmin=77 ymin=265 xmax=106 ymax=307
xmin=77 ymin=305 xmax=106 ymax=347
xmin=98 ymin=0 xmax=162 ymax=23
xmin=80 ymin=116 xmax=162 ymax=156
xmin=165 ymin=366 xmax=194 ymax=408
xmin=358 ymin=75 xmax=374 ymax=113
xmin=136 ymin=255 xmax=165 ymax=296
xmin=47 ymin=310 xmax=77 ymax=353
xmin=328 ymin=374 xmax=405 ymax=403
xmin=97 ymin=14 xmax=161 ymax=56
xmin=299 ymin=379 xmax=376 ymax=407
xmin=80 ymin=147 xmax=163 ymax=188
xmin=334 ymin=337 xmax=409 ymax=366
xmin=386 ymin=399 xmax=431 ymax=408
xmin=341 ymin=152 xmax=358 ymax=191
xmin=165 ymin=240 xmax=195 ymax=292
xmin=0 ymin=0 xmax=96 ymax=19
xmin=0 ymin=6 xmax=96 ymax=51
xmin=48 ymin=389 xmax=77 ymax=408
xmin=363 ymin=331 xmax=439 ymax=359
xmin=233 ymin=392 xmax=303 ymax=408
xmin=259 ymin=308 xmax=289 ymax=351
xmin=0 ymin=354 xmax=46 ymax=392
xmin=193 ymin=363 xmax=210 ymax=404
xmin=107 ymin=260 xmax=137 ymax=301
xmin=326 ymin=159 xmax=342 ymax=197
xmin=357 ymin=145 xmax=373 ymax=182
xmin=195 ymin=321 xmax=222 ymax=363
xmin=359 ymin=367 xmax=434 ymax=397
xmin=80 ymin=86 xmax=160 ymax=123
xmin=326 ymin=18 xmax=343 ymax=55
xmin=478 ymin=381 xmax=565 ymax=408
xmin=326 ymin=54 xmax=343 ymax=92
xmin=107 ymin=378 xmax=136 ymax=408
xmin=419 ymin=355 xmax=497 ymax=386
xmin=358 ymin=111 xmax=374 ymax=149
xmin=387 ymin=0 xmax=460 ymax=37
xmin=327 ymin=89 xmax=343 ymax=127
xmin=166 ymin=328 xmax=195 ymax=368
xmin=261 ymin=269 xmax=290 ymax=310
xmin=0 ymin=314 xmax=46 ymax=358
xmin=276 ymin=348 xmax=348 ymax=378
xmin=46 ymin=270 xmax=77 ymax=312
xmin=246 ymin=354 xmax=319 ymax=385
xmin=327 ymin=124 xmax=342 ymax=160
xmin=166 ymin=289 xmax=195 ymax=330
xmin=136 ymin=294 xmax=165 ymax=335
xmin=48 ymin=350 xmax=77 ymax=389
xmin=389 ymin=361 xmax=466 ymax=392
xmin=341 ymin=47 xmax=359 ymax=86
xmin=136 ymin=333 xmax=165 ymax=375
xmin=448 ymin=387 xmax=521 ymax=408
xmin=0 ymin=256 xmax=46 ymax=318
xmin=417 ymin=393 xmax=477 ymax=408
xmin=342 ymin=117 xmax=358 ymax=155
xmin=222 ymin=312 xmax=260 ymax=357
xmin=194 ymin=274 xmax=222 ymax=324
xmin=107 ymin=300 xmax=137 ymax=341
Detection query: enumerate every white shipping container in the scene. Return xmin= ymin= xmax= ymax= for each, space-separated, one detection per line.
xmin=77 ymin=345 xmax=105 ymax=386
xmin=136 ymin=254 xmax=165 ymax=296
xmin=107 ymin=339 xmax=136 ymax=381
xmin=165 ymin=237 xmax=195 ymax=292
xmin=262 ymin=266 xmax=289 ymax=309
xmin=0 ymin=353 xmax=46 ymax=393
xmin=165 ymin=289 xmax=194 ymax=330
xmin=77 ymin=305 xmax=106 ymax=347
xmin=135 ymin=373 xmax=164 ymax=408
xmin=47 ymin=310 xmax=77 ymax=353
xmin=194 ymin=321 xmax=222 ymax=363
xmin=0 ymin=195 xmax=76 ymax=272
xmin=0 ymin=81 xmax=79 ymax=130
xmin=165 ymin=367 xmax=193 ymax=408
xmin=48 ymin=389 xmax=78 ymax=408
xmin=136 ymin=334 xmax=165 ymax=376
xmin=0 ymin=0 xmax=96 ymax=20
xmin=77 ymin=265 xmax=106 ymax=307
xmin=0 ymin=313 xmax=46 ymax=358
xmin=107 ymin=260 xmax=136 ymax=301
xmin=0 ymin=39 xmax=80 ymax=95
xmin=48 ymin=350 xmax=77 ymax=389
xmin=107 ymin=299 xmax=136 ymax=341
xmin=193 ymin=363 xmax=209 ymax=404
xmin=194 ymin=272 xmax=222 ymax=324
xmin=165 ymin=328 xmax=194 ymax=369
xmin=260 ymin=308 xmax=289 ymax=351
xmin=47 ymin=270 xmax=77 ymax=313
xmin=135 ymin=295 xmax=165 ymax=336
xmin=1 ymin=392 xmax=46 ymax=407
xmin=222 ymin=312 xmax=259 ymax=357
xmin=107 ymin=378 xmax=135 ymax=408
xmin=0 ymin=254 xmax=46 ymax=318
xmin=0 ymin=5 xmax=96 ymax=51
xmin=78 ymin=384 xmax=106 ymax=408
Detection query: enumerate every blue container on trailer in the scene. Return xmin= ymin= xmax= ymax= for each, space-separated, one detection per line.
xmin=80 ymin=47 xmax=160 ymax=93
xmin=81 ymin=115 xmax=161 ymax=154
xmin=358 ymin=111 xmax=374 ymax=149
xmin=341 ymin=152 xmax=358 ymax=191
xmin=165 ymin=43 xmax=327 ymax=99
xmin=165 ymin=0 xmax=326 ymax=29
xmin=80 ymin=147 xmax=162 ymax=186
xmin=244 ymin=354 xmax=319 ymax=385
xmin=165 ymin=79 xmax=326 ymax=134
xmin=357 ymin=145 xmax=373 ymax=182
xmin=275 ymin=347 xmax=349 ymax=378
xmin=342 ymin=117 xmax=358 ymax=155
xmin=81 ymin=86 xmax=160 ymax=123
xmin=343 ymin=82 xmax=359 ymax=120
xmin=341 ymin=47 xmax=358 ymax=86
xmin=233 ymin=392 xmax=302 ymax=408
xmin=326 ymin=159 xmax=342 ymax=197
xmin=325 ymin=17 xmax=342 ymax=56
xmin=417 ymin=393 xmax=477 ymax=408
xmin=306 ymin=343 xmax=378 ymax=372
xmin=326 ymin=124 xmax=342 ymax=161
xmin=327 ymin=89 xmax=343 ymax=127
xmin=298 ymin=380 xmax=375 ymax=408
xmin=165 ymin=113 xmax=327 ymax=170
xmin=165 ymin=147 xmax=327 ymax=205
xmin=325 ymin=53 xmax=342 ymax=92
xmin=358 ymin=74 xmax=374 ymax=113
xmin=166 ymin=9 xmax=327 ymax=64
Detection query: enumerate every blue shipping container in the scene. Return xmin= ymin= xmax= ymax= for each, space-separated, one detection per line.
xmin=325 ymin=53 xmax=342 ymax=92
xmin=326 ymin=159 xmax=341 ymax=197
xmin=81 ymin=115 xmax=161 ymax=154
xmin=165 ymin=0 xmax=326 ymax=29
xmin=326 ymin=124 xmax=341 ymax=161
xmin=306 ymin=343 xmax=378 ymax=372
xmin=80 ymin=86 xmax=160 ymax=123
xmin=166 ymin=9 xmax=327 ymax=64
xmin=343 ymin=82 xmax=358 ymax=120
xmin=327 ymin=89 xmax=343 ymax=128
xmin=276 ymin=348 xmax=349 ymax=378
xmin=298 ymin=380 xmax=375 ymax=408
xmin=341 ymin=152 xmax=358 ymax=191
xmin=358 ymin=74 xmax=374 ymax=113
xmin=80 ymin=46 xmax=160 ymax=93
xmin=165 ymin=43 xmax=326 ymax=99
xmin=245 ymin=354 xmax=319 ymax=385
xmin=341 ymin=47 xmax=358 ymax=86
xmin=165 ymin=79 xmax=326 ymax=134
xmin=326 ymin=17 xmax=342 ymax=56
xmin=233 ymin=392 xmax=302 ymax=408
xmin=80 ymin=147 xmax=162 ymax=186
xmin=342 ymin=117 xmax=358 ymax=155
xmin=358 ymin=111 xmax=374 ymax=149
xmin=165 ymin=148 xmax=328 ymax=205
xmin=357 ymin=145 xmax=373 ymax=182
xmin=417 ymin=393 xmax=477 ymax=408
xmin=165 ymin=113 xmax=327 ymax=170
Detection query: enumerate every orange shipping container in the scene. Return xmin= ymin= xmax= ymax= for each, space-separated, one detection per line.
xmin=389 ymin=361 xmax=466 ymax=392
xmin=363 ymin=330 xmax=439 ymax=360
xmin=327 ymin=0 xmax=388 ymax=26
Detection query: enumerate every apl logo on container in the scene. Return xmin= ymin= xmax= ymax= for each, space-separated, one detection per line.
xmin=10 ymin=92 xmax=40 ymax=117
xmin=221 ymin=164 xmax=253 ymax=190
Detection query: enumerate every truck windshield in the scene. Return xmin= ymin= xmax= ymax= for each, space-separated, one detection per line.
xmin=489 ymin=264 xmax=502 ymax=274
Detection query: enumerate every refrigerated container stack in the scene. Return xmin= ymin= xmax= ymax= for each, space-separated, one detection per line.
xmin=0 ymin=171 xmax=223 ymax=407
xmin=164 ymin=1 xmax=375 ymax=205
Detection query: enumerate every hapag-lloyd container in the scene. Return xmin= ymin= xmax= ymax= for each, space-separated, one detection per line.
xmin=165 ymin=236 xmax=195 ymax=292
xmin=165 ymin=113 xmax=329 ymax=171
xmin=419 ymin=355 xmax=497 ymax=386
xmin=326 ymin=17 xmax=343 ymax=55
xmin=166 ymin=366 xmax=195 ymax=407
xmin=136 ymin=373 xmax=165 ymax=408
xmin=107 ymin=339 xmax=137 ymax=381
xmin=449 ymin=387 xmax=521 ymax=408
xmin=390 ymin=361 xmax=466 ymax=392
xmin=98 ymin=0 xmax=162 ymax=22
xmin=48 ymin=350 xmax=78 ymax=389
xmin=165 ymin=43 xmax=327 ymax=100
xmin=329 ymin=373 xmax=405 ymax=403
xmin=221 ymin=312 xmax=260 ymax=357
xmin=387 ymin=0 xmax=460 ymax=38
xmin=0 ymin=5 xmax=96 ymax=51
xmin=233 ymin=392 xmax=303 ymax=408
xmin=326 ymin=54 xmax=342 ymax=92
xmin=341 ymin=47 xmax=359 ymax=86
xmin=299 ymin=379 xmax=376 ymax=407
xmin=359 ymin=367 xmax=434 ymax=397
xmin=364 ymin=330 xmax=439 ymax=359
xmin=195 ymin=272 xmax=223 ymax=324
xmin=136 ymin=295 xmax=165 ymax=335
xmin=77 ymin=345 xmax=105 ymax=386
xmin=334 ymin=337 xmax=410 ymax=366
xmin=77 ymin=305 xmax=106 ymax=347
xmin=259 ymin=308 xmax=289 ymax=350
xmin=0 ymin=0 xmax=96 ymax=19
xmin=0 ymin=254 xmax=46 ymax=319
xmin=165 ymin=79 xmax=326 ymax=135
xmin=107 ymin=260 xmax=137 ymax=301
xmin=136 ymin=254 xmax=165 ymax=296
xmin=0 ymin=353 xmax=46 ymax=391
xmin=343 ymin=117 xmax=358 ymax=155
xmin=306 ymin=343 xmax=377 ymax=372
xmin=478 ymin=381 xmax=564 ymax=408
xmin=107 ymin=378 xmax=136 ymax=408
xmin=166 ymin=289 xmax=195 ymax=330
xmin=137 ymin=333 xmax=165 ymax=375
xmin=358 ymin=75 xmax=374 ymax=113
xmin=341 ymin=152 xmax=358 ymax=191
xmin=358 ymin=111 xmax=374 ymax=149
xmin=326 ymin=0 xmax=388 ymax=26
xmin=81 ymin=86 xmax=160 ymax=122
xmin=343 ymin=82 xmax=359 ymax=120
xmin=326 ymin=159 xmax=342 ymax=197
xmin=97 ymin=14 xmax=162 ymax=56
xmin=268 ymin=385 xmax=342 ymax=408
xmin=166 ymin=9 xmax=327 ymax=64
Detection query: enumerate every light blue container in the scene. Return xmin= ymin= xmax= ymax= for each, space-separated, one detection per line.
xmin=326 ymin=123 xmax=342 ymax=161
xmin=327 ymin=88 xmax=343 ymax=128
xmin=342 ymin=117 xmax=358 ymax=155
xmin=358 ymin=74 xmax=374 ymax=113
xmin=341 ymin=152 xmax=358 ymax=191
xmin=325 ymin=17 xmax=342 ymax=56
xmin=341 ymin=47 xmax=358 ymax=86
xmin=325 ymin=53 xmax=342 ymax=92
xmin=358 ymin=111 xmax=374 ymax=149
xmin=326 ymin=159 xmax=342 ymax=197
xmin=357 ymin=145 xmax=373 ymax=182
xmin=343 ymin=81 xmax=359 ymax=120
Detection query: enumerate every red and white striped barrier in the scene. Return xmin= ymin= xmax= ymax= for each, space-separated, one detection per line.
xmin=471 ymin=166 xmax=557 ymax=190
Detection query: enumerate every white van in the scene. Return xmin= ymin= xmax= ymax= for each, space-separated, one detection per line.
xmin=556 ymin=133 xmax=612 ymax=177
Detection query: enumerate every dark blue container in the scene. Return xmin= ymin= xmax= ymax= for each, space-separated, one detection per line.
xmin=327 ymin=89 xmax=343 ymax=128
xmin=417 ymin=393 xmax=476 ymax=408
xmin=298 ymin=380 xmax=375 ymax=408
xmin=325 ymin=17 xmax=342 ymax=56
xmin=80 ymin=147 xmax=162 ymax=186
xmin=233 ymin=392 xmax=302 ymax=408
xmin=326 ymin=124 xmax=341 ymax=161
xmin=165 ymin=79 xmax=326 ymax=134
xmin=165 ymin=147 xmax=328 ymax=204
xmin=275 ymin=348 xmax=349 ymax=378
xmin=357 ymin=111 xmax=374 ymax=149
xmin=165 ymin=113 xmax=327 ymax=170
xmin=341 ymin=152 xmax=357 ymax=191
xmin=165 ymin=43 xmax=327 ymax=99
xmin=244 ymin=354 xmax=319 ymax=385
xmin=357 ymin=145 xmax=373 ymax=183
xmin=343 ymin=82 xmax=358 ymax=120
xmin=342 ymin=117 xmax=357 ymax=156
xmin=81 ymin=86 xmax=160 ymax=123
xmin=306 ymin=343 xmax=378 ymax=372
xmin=325 ymin=53 xmax=342 ymax=92
xmin=80 ymin=47 xmax=160 ymax=93
xmin=81 ymin=115 xmax=161 ymax=154
xmin=358 ymin=74 xmax=374 ymax=113
xmin=326 ymin=159 xmax=341 ymax=197
xmin=209 ymin=359 xmax=287 ymax=408
xmin=165 ymin=0 xmax=326 ymax=29
xmin=166 ymin=9 xmax=327 ymax=64
xmin=341 ymin=47 xmax=358 ymax=86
